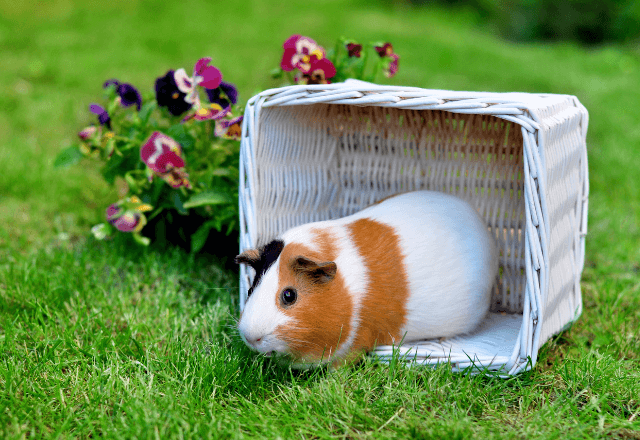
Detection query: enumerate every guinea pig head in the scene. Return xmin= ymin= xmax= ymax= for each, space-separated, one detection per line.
xmin=236 ymin=240 xmax=354 ymax=364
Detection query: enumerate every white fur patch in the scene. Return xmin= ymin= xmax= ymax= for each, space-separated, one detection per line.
xmin=237 ymin=261 xmax=293 ymax=354
xmin=323 ymin=224 xmax=369 ymax=361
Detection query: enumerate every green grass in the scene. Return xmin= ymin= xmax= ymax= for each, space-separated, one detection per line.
xmin=1 ymin=0 xmax=639 ymax=438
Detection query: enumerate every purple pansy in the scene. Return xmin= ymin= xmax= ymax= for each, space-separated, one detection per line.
xmin=205 ymin=81 xmax=238 ymax=110
xmin=104 ymin=79 xmax=142 ymax=110
xmin=89 ymin=104 xmax=111 ymax=129
xmin=155 ymin=70 xmax=192 ymax=116
xmin=215 ymin=115 xmax=243 ymax=140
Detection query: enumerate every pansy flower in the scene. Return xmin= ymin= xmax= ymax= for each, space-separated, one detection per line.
xmin=374 ymin=42 xmax=399 ymax=78
xmin=106 ymin=196 xmax=152 ymax=233
xmin=346 ymin=42 xmax=363 ymax=58
xmin=77 ymin=125 xmax=101 ymax=155
xmin=174 ymin=57 xmax=222 ymax=108
xmin=205 ymin=81 xmax=238 ymax=110
xmin=281 ymin=35 xmax=327 ymax=73
xmin=140 ymin=131 xmax=191 ymax=189
xmin=78 ymin=125 xmax=99 ymax=141
xmin=215 ymin=115 xmax=243 ymax=140
xmin=89 ymin=104 xmax=111 ymax=129
xmin=104 ymin=79 xmax=142 ymax=111
xmin=298 ymin=57 xmax=337 ymax=85
xmin=155 ymin=70 xmax=192 ymax=116
xmin=183 ymin=103 xmax=229 ymax=123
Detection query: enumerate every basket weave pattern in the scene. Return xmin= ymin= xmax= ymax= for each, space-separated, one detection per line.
xmin=238 ymin=82 xmax=588 ymax=374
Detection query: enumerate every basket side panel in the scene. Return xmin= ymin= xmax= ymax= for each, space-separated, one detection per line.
xmin=537 ymin=102 xmax=589 ymax=343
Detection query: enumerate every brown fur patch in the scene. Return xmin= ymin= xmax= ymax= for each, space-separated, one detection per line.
xmin=347 ymin=218 xmax=408 ymax=351
xmin=274 ymin=230 xmax=353 ymax=362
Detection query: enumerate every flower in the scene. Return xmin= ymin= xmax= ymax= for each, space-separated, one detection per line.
xmin=205 ymin=81 xmax=238 ymax=110
xmin=346 ymin=42 xmax=362 ymax=58
xmin=174 ymin=57 xmax=222 ymax=107
xmin=183 ymin=103 xmax=229 ymax=122
xmin=374 ymin=43 xmax=399 ymax=78
xmin=215 ymin=115 xmax=243 ymax=140
xmin=155 ymin=70 xmax=192 ymax=116
xmin=140 ymin=131 xmax=191 ymax=189
xmin=104 ymin=79 xmax=142 ymax=110
xmin=298 ymin=57 xmax=337 ymax=85
xmin=281 ymin=35 xmax=327 ymax=73
xmin=89 ymin=104 xmax=111 ymax=129
xmin=78 ymin=125 xmax=99 ymax=141
xmin=106 ymin=195 xmax=152 ymax=233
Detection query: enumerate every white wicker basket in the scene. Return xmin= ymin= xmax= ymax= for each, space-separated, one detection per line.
xmin=238 ymin=80 xmax=589 ymax=375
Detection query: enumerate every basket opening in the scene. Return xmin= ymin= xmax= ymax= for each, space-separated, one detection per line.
xmin=254 ymin=103 xmax=526 ymax=313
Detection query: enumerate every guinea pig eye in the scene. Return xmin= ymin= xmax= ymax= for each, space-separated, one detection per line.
xmin=280 ymin=288 xmax=297 ymax=307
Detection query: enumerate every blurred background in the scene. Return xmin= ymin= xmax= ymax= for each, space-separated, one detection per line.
xmin=1 ymin=0 xmax=639 ymax=269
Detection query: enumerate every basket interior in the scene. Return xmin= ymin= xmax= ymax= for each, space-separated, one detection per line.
xmin=254 ymin=104 xmax=526 ymax=313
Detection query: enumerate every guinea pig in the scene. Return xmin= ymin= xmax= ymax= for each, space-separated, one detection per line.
xmin=235 ymin=190 xmax=498 ymax=367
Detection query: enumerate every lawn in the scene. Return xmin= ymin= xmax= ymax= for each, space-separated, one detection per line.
xmin=1 ymin=0 xmax=639 ymax=438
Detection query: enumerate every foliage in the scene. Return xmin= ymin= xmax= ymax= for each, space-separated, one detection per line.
xmin=54 ymin=37 xmax=400 ymax=253
xmin=407 ymin=0 xmax=640 ymax=44
xmin=54 ymin=61 xmax=243 ymax=253
xmin=272 ymin=35 xmax=400 ymax=84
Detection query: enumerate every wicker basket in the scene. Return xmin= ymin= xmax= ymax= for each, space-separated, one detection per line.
xmin=238 ymin=80 xmax=589 ymax=375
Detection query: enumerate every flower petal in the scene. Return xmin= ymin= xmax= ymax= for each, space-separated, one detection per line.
xmin=194 ymin=57 xmax=213 ymax=74
xmin=103 ymin=79 xmax=120 ymax=88
xmin=89 ymin=104 xmax=106 ymax=115
xmin=140 ymin=131 xmax=184 ymax=173
xmin=78 ymin=126 xmax=98 ymax=140
xmin=155 ymin=70 xmax=192 ymax=116
xmin=113 ymin=212 xmax=141 ymax=232
xmin=174 ymin=68 xmax=193 ymax=94
xmin=215 ymin=115 xmax=243 ymax=140
xmin=197 ymin=65 xmax=222 ymax=89
xmin=117 ymin=83 xmax=142 ymax=111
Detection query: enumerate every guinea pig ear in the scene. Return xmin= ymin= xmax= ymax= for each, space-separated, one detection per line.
xmin=235 ymin=249 xmax=261 ymax=267
xmin=292 ymin=256 xmax=337 ymax=284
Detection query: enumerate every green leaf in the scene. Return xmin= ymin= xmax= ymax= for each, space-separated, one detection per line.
xmin=132 ymin=233 xmax=150 ymax=246
xmin=172 ymin=190 xmax=188 ymax=215
xmin=270 ymin=67 xmax=283 ymax=79
xmin=138 ymin=101 xmax=156 ymax=124
xmin=53 ymin=146 xmax=83 ymax=168
xmin=167 ymin=124 xmax=195 ymax=150
xmin=190 ymin=221 xmax=214 ymax=253
xmin=183 ymin=191 xmax=233 ymax=209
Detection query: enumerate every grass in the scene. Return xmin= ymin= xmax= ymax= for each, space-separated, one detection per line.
xmin=1 ymin=0 xmax=639 ymax=438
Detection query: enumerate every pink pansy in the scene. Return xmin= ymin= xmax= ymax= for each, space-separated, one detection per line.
xmin=214 ymin=115 xmax=243 ymax=140
xmin=298 ymin=57 xmax=337 ymax=85
xmin=140 ymin=131 xmax=191 ymax=189
xmin=374 ymin=43 xmax=399 ymax=78
xmin=106 ymin=196 xmax=152 ymax=233
xmin=281 ymin=35 xmax=327 ymax=74
xmin=346 ymin=42 xmax=363 ymax=58
xmin=174 ymin=57 xmax=222 ymax=107
xmin=182 ymin=103 xmax=230 ymax=123
xmin=78 ymin=125 xmax=99 ymax=141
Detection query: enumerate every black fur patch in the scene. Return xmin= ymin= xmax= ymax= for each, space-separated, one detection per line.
xmin=247 ymin=239 xmax=284 ymax=297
